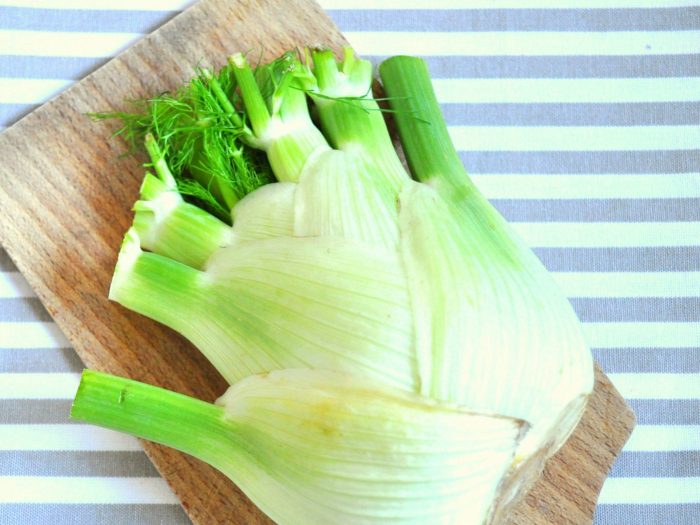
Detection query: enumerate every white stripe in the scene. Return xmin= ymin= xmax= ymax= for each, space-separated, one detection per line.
xmin=347 ymin=31 xmax=700 ymax=57
xmin=0 ymin=476 xmax=178 ymax=504
xmin=0 ymin=424 xmax=141 ymax=451
xmin=2 ymin=78 xmax=697 ymax=109
xmin=0 ymin=30 xmax=141 ymax=58
xmin=0 ymin=322 xmax=70 ymax=348
xmin=552 ymin=272 xmax=700 ymax=298
xmin=583 ymin=322 xmax=700 ymax=349
xmin=2 ymin=30 xmax=698 ymax=59
xmin=607 ymin=373 xmax=700 ymax=399
xmin=0 ymin=79 xmax=73 ymax=105
xmin=0 ymin=0 xmax=193 ymax=9
xmin=512 ymin=222 xmax=700 ymax=248
xmin=0 ymin=272 xmax=35 ymax=298
xmin=0 ymin=373 xmax=80 ymax=399
xmin=599 ymin=477 xmax=700 ymax=504
xmin=625 ymin=425 xmax=700 ymax=452
xmin=323 ymin=0 xmax=699 ymax=7
xmin=432 ymin=78 xmax=700 ymax=103
xmin=472 ymin=174 xmax=700 ymax=200
xmin=451 ymin=125 xmax=700 ymax=152
xmin=0 ymin=476 xmax=688 ymax=507
xmin=0 ymin=0 xmax=694 ymax=9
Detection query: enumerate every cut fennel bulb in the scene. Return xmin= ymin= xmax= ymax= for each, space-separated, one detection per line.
xmin=77 ymin=49 xmax=594 ymax=524
xmin=72 ymin=369 xmax=526 ymax=525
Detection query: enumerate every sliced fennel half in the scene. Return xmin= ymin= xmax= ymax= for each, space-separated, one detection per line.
xmin=71 ymin=369 xmax=526 ymax=525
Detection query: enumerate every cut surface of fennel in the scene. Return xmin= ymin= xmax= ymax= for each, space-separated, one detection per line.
xmin=96 ymin=50 xmax=594 ymax=524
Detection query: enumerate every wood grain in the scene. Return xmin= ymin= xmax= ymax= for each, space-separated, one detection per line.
xmin=0 ymin=0 xmax=634 ymax=523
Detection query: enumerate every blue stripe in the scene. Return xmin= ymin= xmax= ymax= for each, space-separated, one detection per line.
xmin=0 ymin=55 xmax=106 ymax=80
xmin=0 ymin=104 xmax=38 ymax=127
xmin=0 ymin=347 xmax=82 ymax=373
xmin=0 ymin=451 xmax=159 ymax=477
xmin=0 ymin=7 xmax=178 ymax=33
xmin=0 ymin=400 xmax=71 ymax=424
xmin=492 ymin=198 xmax=700 ymax=222
xmin=571 ymin=297 xmax=700 ymax=323
xmin=610 ymin=451 xmax=700 ymax=478
xmin=593 ymin=347 xmax=700 ymax=373
xmin=629 ymin=399 xmax=700 ymax=425
xmin=2 ymin=7 xmax=698 ymax=33
xmin=364 ymin=54 xmax=700 ymax=78
xmin=330 ymin=8 xmax=700 ymax=32
xmin=441 ymin=102 xmax=700 ymax=127
xmin=535 ymin=246 xmax=700 ymax=272
xmin=460 ymin=150 xmax=700 ymax=174
xmin=595 ymin=504 xmax=700 ymax=524
xmin=0 ymin=504 xmax=190 ymax=525
xmin=0 ymin=298 xmax=52 ymax=322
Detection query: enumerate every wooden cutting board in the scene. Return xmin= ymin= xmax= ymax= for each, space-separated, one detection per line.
xmin=0 ymin=0 xmax=635 ymax=523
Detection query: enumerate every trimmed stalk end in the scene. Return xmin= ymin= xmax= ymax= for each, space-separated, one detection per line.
xmin=311 ymin=48 xmax=340 ymax=91
xmin=229 ymin=52 xmax=247 ymax=69
xmin=131 ymin=180 xmax=182 ymax=253
xmin=144 ymin=133 xmax=177 ymax=187
xmin=108 ymin=227 xmax=143 ymax=302
xmin=70 ymin=369 xmax=106 ymax=422
xmin=131 ymin=180 xmax=234 ymax=269
xmin=139 ymin=171 xmax=175 ymax=200
xmin=311 ymin=48 xmax=372 ymax=100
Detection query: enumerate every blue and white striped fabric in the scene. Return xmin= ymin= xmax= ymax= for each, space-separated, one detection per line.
xmin=1 ymin=1 xmax=698 ymax=524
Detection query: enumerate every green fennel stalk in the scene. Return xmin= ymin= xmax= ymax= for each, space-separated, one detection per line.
xmin=71 ymin=370 xmax=239 ymax=470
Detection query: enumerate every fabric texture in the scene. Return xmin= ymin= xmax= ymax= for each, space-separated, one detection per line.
xmin=1 ymin=1 xmax=698 ymax=523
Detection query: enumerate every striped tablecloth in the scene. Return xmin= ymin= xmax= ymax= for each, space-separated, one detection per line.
xmin=1 ymin=1 xmax=698 ymax=524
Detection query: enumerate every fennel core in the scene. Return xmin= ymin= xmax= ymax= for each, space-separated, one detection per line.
xmin=75 ymin=50 xmax=594 ymax=525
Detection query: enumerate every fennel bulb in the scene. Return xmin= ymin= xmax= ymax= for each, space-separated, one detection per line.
xmin=74 ymin=49 xmax=594 ymax=524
